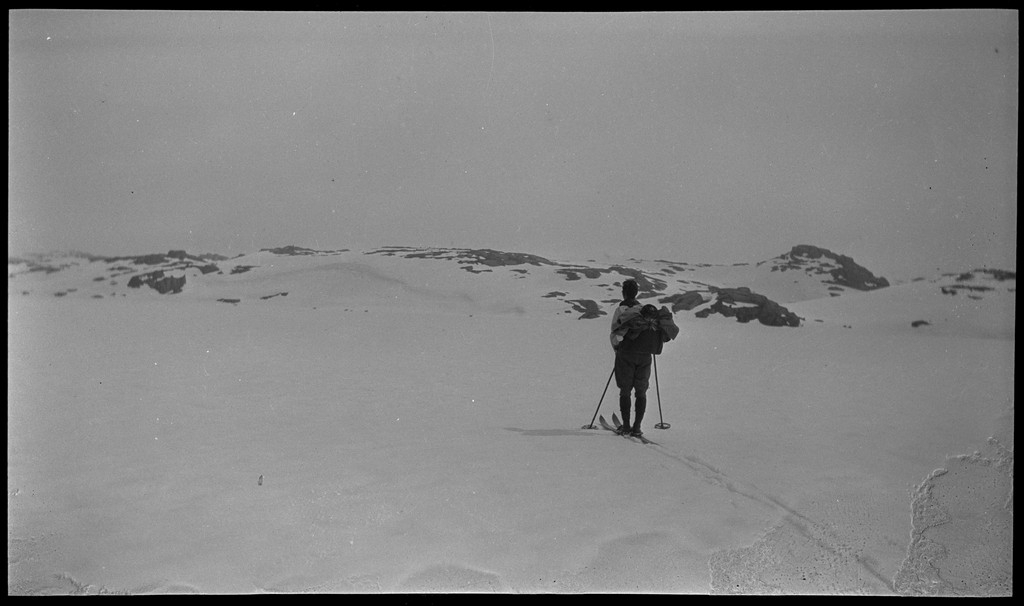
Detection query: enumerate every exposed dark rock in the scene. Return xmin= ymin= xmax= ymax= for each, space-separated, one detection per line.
xmin=261 ymin=245 xmax=320 ymax=256
xmin=164 ymin=249 xmax=227 ymax=262
xmin=912 ymin=320 xmax=931 ymax=328
xmin=556 ymin=267 xmax=604 ymax=280
xmin=658 ymin=291 xmax=706 ymax=312
xmin=26 ymin=263 xmax=65 ymax=274
xmin=555 ymin=265 xmax=666 ymax=299
xmin=217 ymin=298 xmax=240 ymax=305
xmin=982 ymin=269 xmax=1015 ymax=281
xmin=951 ymin=268 xmax=1016 ymax=282
xmin=694 ymin=287 xmax=800 ymax=327
xmin=367 ymin=246 xmax=555 ymax=267
xmin=230 ymin=265 xmax=256 ymax=275
xmin=464 ymin=249 xmax=555 ymax=267
xmin=610 ymin=266 xmax=667 ymax=298
xmin=566 ymin=299 xmax=605 ymax=319
xmin=127 ymin=270 xmax=186 ymax=294
xmin=784 ymin=245 xmax=889 ymax=291
xmin=132 ymin=253 xmax=170 ymax=265
xmin=942 ymin=284 xmax=995 ymax=295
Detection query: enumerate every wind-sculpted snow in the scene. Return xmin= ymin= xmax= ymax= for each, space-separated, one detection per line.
xmin=893 ymin=439 xmax=1013 ymax=596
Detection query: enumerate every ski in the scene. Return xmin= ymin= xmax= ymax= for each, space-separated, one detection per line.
xmin=612 ymin=413 xmax=659 ymax=445
xmin=598 ymin=415 xmax=658 ymax=446
xmin=598 ymin=415 xmax=624 ymax=434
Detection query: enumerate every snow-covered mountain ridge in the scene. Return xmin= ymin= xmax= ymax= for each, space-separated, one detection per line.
xmin=8 ymin=244 xmax=1014 ymax=334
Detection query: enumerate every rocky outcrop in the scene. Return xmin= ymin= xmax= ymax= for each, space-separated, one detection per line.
xmin=130 ymin=250 xmax=217 ymax=265
xmin=566 ymin=299 xmax=605 ymax=319
xmin=695 ymin=287 xmax=801 ymax=327
xmin=260 ymin=245 xmax=350 ymax=256
xmin=784 ymin=245 xmax=889 ymax=291
xmin=463 ymin=249 xmax=556 ymax=267
xmin=368 ymin=246 xmax=555 ymax=267
xmin=659 ymin=291 xmax=706 ymax=312
xmin=127 ymin=270 xmax=186 ymax=294
xmin=939 ymin=268 xmax=1015 ymax=296
xmin=555 ymin=265 xmax=667 ymax=300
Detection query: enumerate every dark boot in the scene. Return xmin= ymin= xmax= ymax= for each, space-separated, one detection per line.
xmin=632 ymin=392 xmax=647 ymax=436
xmin=618 ymin=389 xmax=632 ymax=433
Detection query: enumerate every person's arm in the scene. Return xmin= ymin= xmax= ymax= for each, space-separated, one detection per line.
xmin=610 ymin=305 xmax=625 ymax=349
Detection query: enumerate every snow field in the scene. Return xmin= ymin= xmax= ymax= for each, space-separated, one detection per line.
xmin=7 ymin=287 xmax=1013 ymax=593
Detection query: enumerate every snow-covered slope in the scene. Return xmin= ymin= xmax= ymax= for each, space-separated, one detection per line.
xmin=7 ymin=244 xmax=1014 ymax=595
xmin=790 ymin=268 xmax=1016 ymax=339
xmin=8 ymin=244 xmax=895 ymax=323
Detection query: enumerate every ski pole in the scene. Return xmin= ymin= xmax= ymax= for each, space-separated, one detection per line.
xmin=653 ymin=354 xmax=670 ymax=429
xmin=582 ymin=368 xmax=615 ymax=429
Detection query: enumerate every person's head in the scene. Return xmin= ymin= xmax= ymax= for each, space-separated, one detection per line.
xmin=622 ymin=279 xmax=639 ymax=301
xmin=641 ymin=304 xmax=658 ymax=319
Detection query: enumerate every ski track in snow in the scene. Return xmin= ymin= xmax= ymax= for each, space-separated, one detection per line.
xmin=602 ymin=430 xmax=898 ymax=592
xmin=589 ymin=410 xmax=896 ymax=592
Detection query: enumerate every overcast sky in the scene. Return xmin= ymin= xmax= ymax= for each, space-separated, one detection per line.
xmin=8 ymin=10 xmax=1017 ymax=279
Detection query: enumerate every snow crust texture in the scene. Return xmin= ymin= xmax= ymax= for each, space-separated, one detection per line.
xmin=893 ymin=439 xmax=1013 ymax=596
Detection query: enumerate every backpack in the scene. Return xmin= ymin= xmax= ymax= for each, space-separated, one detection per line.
xmin=619 ymin=304 xmax=666 ymax=354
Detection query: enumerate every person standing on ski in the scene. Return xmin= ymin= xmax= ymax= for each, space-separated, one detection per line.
xmin=609 ymin=279 xmax=679 ymax=437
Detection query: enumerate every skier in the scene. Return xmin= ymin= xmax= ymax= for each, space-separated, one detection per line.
xmin=609 ymin=279 xmax=679 ymax=437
